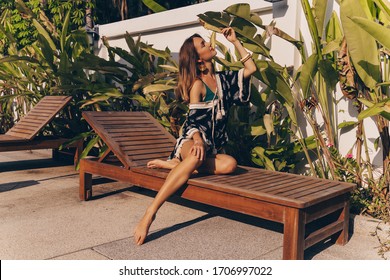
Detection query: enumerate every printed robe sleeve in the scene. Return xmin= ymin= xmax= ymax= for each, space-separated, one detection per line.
xmin=219 ymin=68 xmax=251 ymax=106
xmin=184 ymin=109 xmax=204 ymax=139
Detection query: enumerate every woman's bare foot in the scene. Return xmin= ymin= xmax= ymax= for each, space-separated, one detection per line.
xmin=133 ymin=212 xmax=156 ymax=245
xmin=147 ymin=158 xmax=180 ymax=169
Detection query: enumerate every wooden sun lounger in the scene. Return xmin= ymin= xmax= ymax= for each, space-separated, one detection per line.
xmin=79 ymin=111 xmax=356 ymax=260
xmin=0 ymin=96 xmax=82 ymax=164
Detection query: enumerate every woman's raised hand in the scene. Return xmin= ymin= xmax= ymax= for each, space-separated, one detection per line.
xmin=221 ymin=27 xmax=238 ymax=43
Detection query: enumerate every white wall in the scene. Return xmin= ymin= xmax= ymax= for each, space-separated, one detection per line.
xmin=96 ymin=0 xmax=382 ymax=170
xmin=97 ymin=0 xmax=273 ymax=60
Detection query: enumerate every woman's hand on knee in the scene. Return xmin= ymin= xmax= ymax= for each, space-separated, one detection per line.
xmin=190 ymin=140 xmax=205 ymax=161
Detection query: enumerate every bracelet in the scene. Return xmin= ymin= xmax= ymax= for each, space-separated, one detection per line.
xmin=240 ymin=52 xmax=252 ymax=63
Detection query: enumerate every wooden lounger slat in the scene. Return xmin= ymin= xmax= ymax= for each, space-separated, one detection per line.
xmin=23 ymin=109 xmax=52 ymax=115
xmin=121 ymin=137 xmax=172 ymax=145
xmin=79 ymin=111 xmax=356 ymax=260
xmin=14 ymin=119 xmax=44 ymax=125
xmin=106 ymin=128 xmax=161 ymax=133
xmin=123 ymin=147 xmax=173 ymax=155
xmin=16 ymin=114 xmax=49 ymax=121
xmin=0 ymin=134 xmax=26 ymax=142
xmin=294 ymin=184 xmax=348 ymax=202
xmin=98 ymin=121 xmax=158 ymax=125
xmin=284 ymin=182 xmax=340 ymax=199
xmin=1 ymin=96 xmax=81 ymax=164
xmin=6 ymin=125 xmax=38 ymax=132
xmin=274 ymin=181 xmax=335 ymax=197
xmin=129 ymin=152 xmax=172 ymax=161
xmin=133 ymin=157 xmax=170 ymax=167
xmin=243 ymin=175 xmax=298 ymax=190
xmin=93 ymin=112 xmax=147 ymax=117
xmin=120 ymin=141 xmax=173 ymax=148
xmin=94 ymin=116 xmax=149 ymax=121
xmin=245 ymin=176 xmax=309 ymax=191
xmin=111 ymin=131 xmax=162 ymax=137
xmin=245 ymin=180 xmax=309 ymax=193
xmin=106 ymin=124 xmax=158 ymax=129
xmin=122 ymin=145 xmax=174 ymax=153
xmin=3 ymin=131 xmax=31 ymax=139
xmin=258 ymin=178 xmax=324 ymax=194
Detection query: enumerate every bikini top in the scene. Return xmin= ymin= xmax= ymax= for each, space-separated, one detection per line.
xmin=201 ymin=80 xmax=218 ymax=102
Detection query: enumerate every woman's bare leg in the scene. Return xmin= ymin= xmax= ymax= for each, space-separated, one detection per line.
xmin=133 ymin=149 xmax=237 ymax=245
xmin=147 ymin=158 xmax=180 ymax=170
xmin=198 ymin=154 xmax=237 ymax=175
xmin=133 ymin=141 xmax=202 ymax=245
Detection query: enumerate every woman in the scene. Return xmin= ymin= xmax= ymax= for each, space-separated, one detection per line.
xmin=134 ymin=27 xmax=257 ymax=245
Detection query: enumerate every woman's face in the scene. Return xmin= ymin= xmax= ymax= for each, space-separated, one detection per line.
xmin=193 ymin=37 xmax=217 ymax=61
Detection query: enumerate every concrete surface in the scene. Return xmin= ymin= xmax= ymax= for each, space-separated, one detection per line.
xmin=0 ymin=149 xmax=389 ymax=260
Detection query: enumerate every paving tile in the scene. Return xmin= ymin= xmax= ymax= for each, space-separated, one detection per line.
xmin=51 ymin=249 xmax=110 ymax=260
xmin=94 ymin=215 xmax=283 ymax=260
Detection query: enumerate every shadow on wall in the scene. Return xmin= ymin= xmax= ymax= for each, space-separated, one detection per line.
xmin=272 ymin=0 xmax=288 ymax=18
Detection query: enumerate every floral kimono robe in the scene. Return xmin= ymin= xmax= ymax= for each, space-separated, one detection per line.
xmin=169 ymin=68 xmax=251 ymax=160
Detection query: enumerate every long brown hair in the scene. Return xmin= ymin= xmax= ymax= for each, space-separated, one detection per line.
xmin=175 ymin=34 xmax=203 ymax=104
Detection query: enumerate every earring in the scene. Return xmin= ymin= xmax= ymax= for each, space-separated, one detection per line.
xmin=197 ymin=60 xmax=206 ymax=73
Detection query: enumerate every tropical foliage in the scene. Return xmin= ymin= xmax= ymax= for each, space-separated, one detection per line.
xmin=196 ymin=1 xmax=390 ymax=219
xmin=0 ymin=0 xmax=93 ymax=55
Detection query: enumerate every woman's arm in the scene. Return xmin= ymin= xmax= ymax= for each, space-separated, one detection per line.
xmin=222 ymin=27 xmax=257 ymax=79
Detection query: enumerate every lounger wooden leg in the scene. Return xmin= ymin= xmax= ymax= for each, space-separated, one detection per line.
xmin=74 ymin=140 xmax=83 ymax=167
xmin=335 ymin=198 xmax=350 ymax=245
xmin=283 ymin=207 xmax=305 ymax=260
xmin=79 ymin=160 xmax=92 ymax=201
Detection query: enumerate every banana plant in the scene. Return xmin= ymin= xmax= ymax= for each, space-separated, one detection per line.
xmin=198 ymin=3 xmax=316 ymax=172
xmin=340 ymin=0 xmax=390 ymax=187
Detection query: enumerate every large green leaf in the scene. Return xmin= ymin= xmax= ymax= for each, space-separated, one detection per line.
xmin=373 ymin=0 xmax=390 ymax=23
xmin=142 ymin=0 xmax=166 ymax=13
xmin=298 ymin=53 xmax=318 ymax=99
xmin=318 ymin=59 xmax=339 ymax=90
xmin=36 ymin=33 xmax=55 ymax=71
xmin=254 ymin=61 xmax=294 ymax=105
xmin=158 ymin=65 xmax=178 ymax=72
xmin=140 ymin=44 xmax=171 ymax=60
xmin=358 ymin=98 xmax=390 ymax=120
xmin=265 ymin=23 xmax=304 ymax=53
xmin=350 ymin=16 xmax=390 ymax=50
xmin=0 ymin=56 xmax=41 ymax=64
xmin=32 ymin=19 xmax=56 ymax=51
xmin=300 ymin=0 xmax=321 ymax=56
xmin=251 ymin=146 xmax=276 ymax=171
xmin=325 ymin=11 xmax=343 ymax=44
xmin=263 ymin=114 xmax=274 ymax=136
xmin=143 ymin=84 xmax=176 ymax=94
xmin=224 ymin=3 xmax=251 ymax=20
xmin=340 ymin=0 xmax=381 ymax=90
xmin=225 ymin=4 xmax=264 ymax=27
xmin=60 ymin=9 xmax=71 ymax=53
xmin=73 ymin=54 xmax=129 ymax=78
xmin=250 ymin=119 xmax=267 ymax=136
xmin=285 ymin=104 xmax=298 ymax=126
xmin=198 ymin=11 xmax=270 ymax=57
xmin=313 ymin=0 xmax=328 ymax=36
xmin=230 ymin=16 xmax=257 ymax=39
